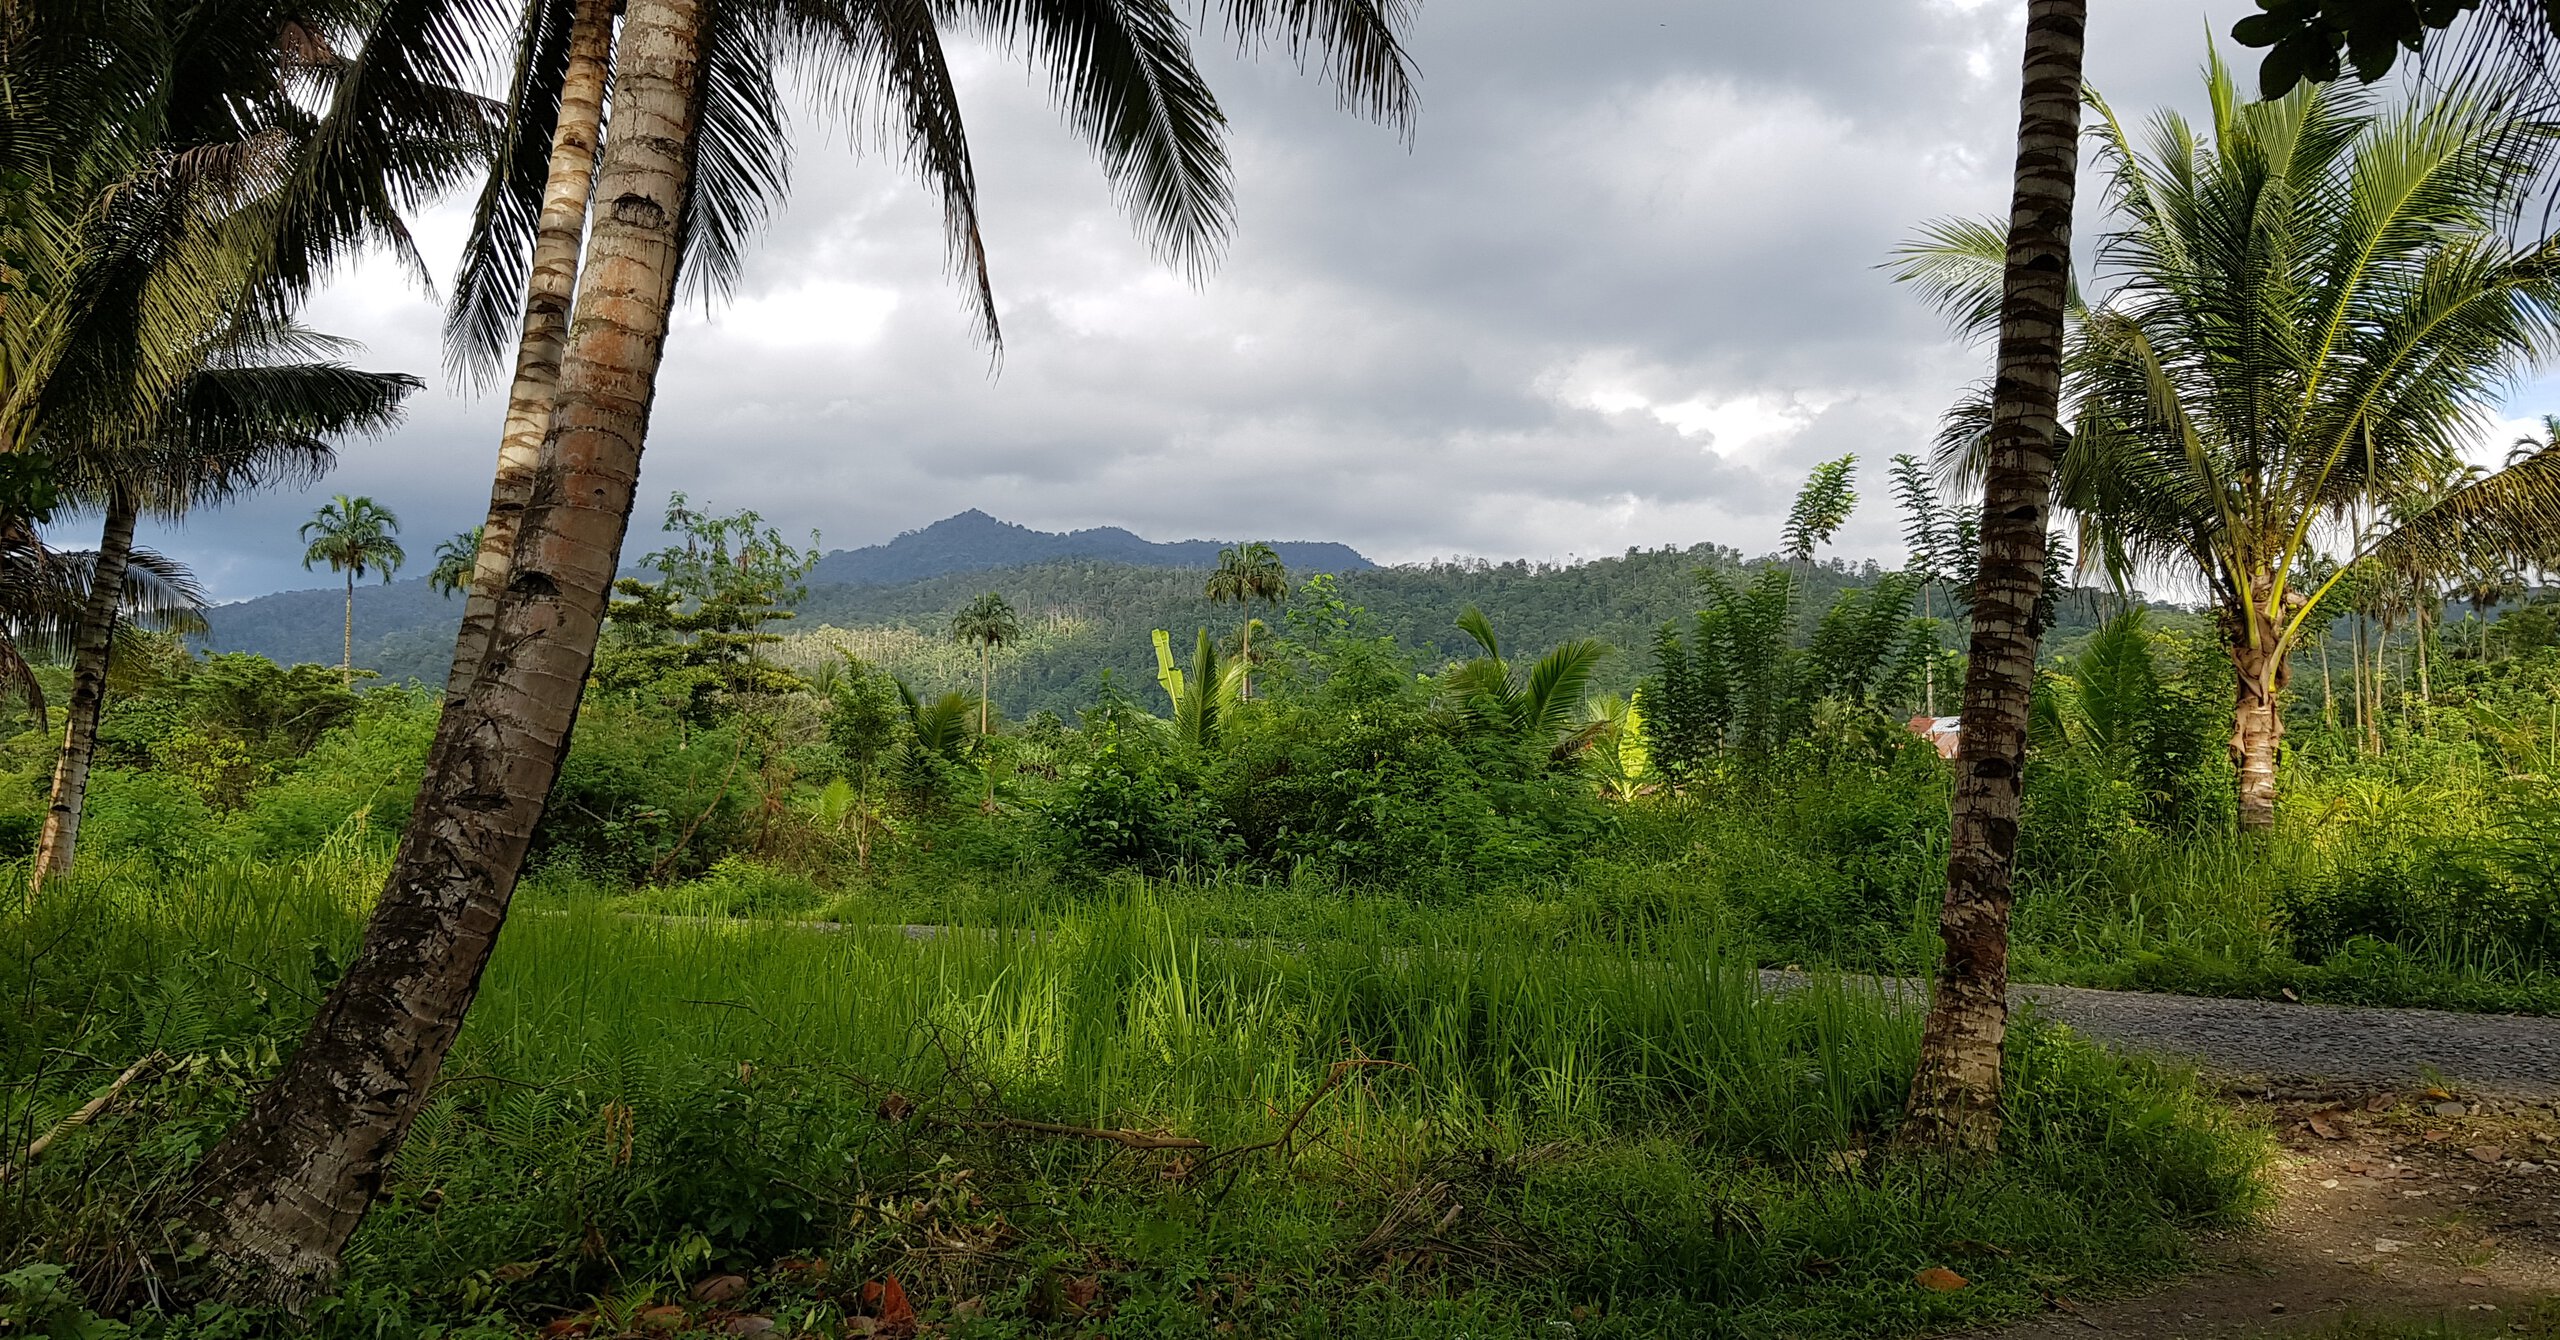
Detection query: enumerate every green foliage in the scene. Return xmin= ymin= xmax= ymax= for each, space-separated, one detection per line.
xmin=1647 ymin=569 xmax=1930 ymax=774
xmin=594 ymin=496 xmax=820 ymax=728
xmin=1781 ymin=455 xmax=1858 ymax=564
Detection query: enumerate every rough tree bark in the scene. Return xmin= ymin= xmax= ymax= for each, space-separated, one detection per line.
xmin=447 ymin=0 xmax=617 ymax=697
xmin=184 ymin=0 xmax=702 ymax=1298
xmin=29 ymin=488 xmax=138 ymax=893
xmin=1899 ymin=0 xmax=2086 ymax=1158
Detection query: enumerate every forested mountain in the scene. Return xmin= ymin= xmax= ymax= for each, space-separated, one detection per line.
xmin=805 ymin=510 xmax=1373 ymax=585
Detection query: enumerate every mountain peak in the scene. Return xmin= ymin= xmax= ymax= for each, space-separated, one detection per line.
xmin=811 ymin=512 xmax=1372 ymax=588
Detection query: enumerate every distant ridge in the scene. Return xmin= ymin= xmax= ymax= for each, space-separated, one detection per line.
xmin=198 ymin=510 xmax=1375 ymax=682
xmin=807 ymin=510 xmax=1373 ymax=587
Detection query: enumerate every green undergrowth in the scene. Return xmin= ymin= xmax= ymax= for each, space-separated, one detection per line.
xmin=2 ymin=859 xmax=2266 ymax=1339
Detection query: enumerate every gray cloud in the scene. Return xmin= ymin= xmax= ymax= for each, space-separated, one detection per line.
xmin=137 ymin=0 xmax=2395 ymax=602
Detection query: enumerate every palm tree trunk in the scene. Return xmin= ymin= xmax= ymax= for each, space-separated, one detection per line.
xmin=978 ymin=646 xmax=991 ymax=734
xmin=30 ymin=490 xmax=138 ymax=895
xmin=2321 ymin=633 xmax=2335 ymax=728
xmin=1899 ymin=0 xmax=2085 ymax=1158
xmin=447 ymin=0 xmax=616 ymax=698
xmin=341 ymin=570 xmax=355 ymax=686
xmin=184 ymin=0 xmax=704 ymax=1298
xmin=1240 ymin=616 xmax=1253 ymax=701
xmin=2232 ymin=634 xmax=2286 ymax=833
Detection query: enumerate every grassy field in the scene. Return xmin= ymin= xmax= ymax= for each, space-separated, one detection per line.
xmin=2 ymin=857 xmax=2265 ymax=1339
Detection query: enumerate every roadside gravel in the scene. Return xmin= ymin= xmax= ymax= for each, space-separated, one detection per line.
xmin=2008 ymin=980 xmax=2560 ymax=1098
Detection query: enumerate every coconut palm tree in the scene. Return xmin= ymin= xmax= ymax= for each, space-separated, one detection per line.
xmin=29 ymin=329 xmax=415 ymax=892
xmin=950 ymin=592 xmax=1021 ymax=735
xmin=429 ymin=526 xmax=483 ymax=597
xmin=1895 ymin=56 xmax=2560 ymax=835
xmin=301 ymin=495 xmax=405 ymax=684
xmin=1204 ymin=542 xmax=1288 ymax=699
xmin=190 ymin=0 xmax=1418 ymax=1293
xmin=1897 ymin=0 xmax=2087 ymax=1158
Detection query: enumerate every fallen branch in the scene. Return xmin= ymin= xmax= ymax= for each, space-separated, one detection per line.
xmin=1196 ymin=1056 xmax=1413 ymax=1179
xmin=922 ymin=1113 xmax=1208 ymax=1151
xmin=0 ymin=1050 xmax=166 ymax=1184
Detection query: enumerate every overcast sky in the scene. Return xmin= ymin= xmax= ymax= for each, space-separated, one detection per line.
xmin=128 ymin=0 xmax=2560 ymax=602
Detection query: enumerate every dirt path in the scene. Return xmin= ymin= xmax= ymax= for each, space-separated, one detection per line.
xmin=1981 ymin=1077 xmax=2560 ymax=1338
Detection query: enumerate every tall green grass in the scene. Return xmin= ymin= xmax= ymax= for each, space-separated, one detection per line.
xmin=3 ymin=859 xmax=2263 ymax=1338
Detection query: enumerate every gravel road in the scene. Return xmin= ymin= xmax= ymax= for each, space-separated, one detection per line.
xmin=1757 ymin=969 xmax=2560 ymax=1095
xmin=2006 ymin=980 xmax=2560 ymax=1098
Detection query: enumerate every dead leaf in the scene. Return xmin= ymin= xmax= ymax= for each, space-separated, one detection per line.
xmin=859 ymin=1277 xmax=917 ymax=1338
xmin=2342 ymin=1160 xmax=2374 ymax=1175
xmin=2366 ymin=1093 xmax=2398 ymax=1113
xmin=2469 ymin=1145 xmax=2506 ymax=1165
xmin=1062 ymin=1275 xmax=1101 ymax=1317
xmin=539 ymin=1319 xmax=591 ymax=1339
xmin=2425 ymin=1087 xmax=2454 ymax=1101
xmin=877 ymin=1092 xmax=914 ymax=1122
xmin=2281 ymin=987 xmax=2300 ymax=1002
xmin=2462 ymin=1275 xmax=2491 ymax=1287
xmin=2424 ymin=1128 xmax=2453 ymax=1142
xmin=1915 ymin=1267 xmax=1969 ymax=1292
xmin=841 ymin=1319 xmax=879 ymax=1338
xmin=774 ymin=1257 xmax=827 ymax=1280
xmin=1824 ymin=1148 xmax=1868 ymax=1174
xmin=691 ymin=1275 xmax=749 ymax=1304
xmin=636 ymin=1305 xmax=688 ymax=1331
xmin=2307 ymin=1112 xmax=2349 ymax=1140
xmin=493 ymin=1260 xmax=544 ymax=1284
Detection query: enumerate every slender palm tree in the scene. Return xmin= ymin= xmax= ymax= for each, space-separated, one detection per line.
xmin=30 ymin=330 xmax=414 ymax=892
xmin=301 ymin=495 xmax=405 ymax=684
xmin=429 ymin=526 xmax=483 ymax=597
xmin=1204 ymin=542 xmax=1288 ymax=699
xmin=1898 ymin=0 xmax=2086 ymax=1158
xmin=1895 ymin=57 xmax=2560 ymax=834
xmin=950 ymin=592 xmax=1021 ymax=735
xmin=190 ymin=0 xmax=1418 ymax=1294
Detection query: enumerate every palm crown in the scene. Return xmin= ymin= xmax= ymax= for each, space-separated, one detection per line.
xmin=1896 ymin=52 xmax=2560 ymax=827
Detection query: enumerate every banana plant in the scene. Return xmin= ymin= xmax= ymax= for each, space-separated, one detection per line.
xmin=1153 ymin=627 xmax=1246 ymax=748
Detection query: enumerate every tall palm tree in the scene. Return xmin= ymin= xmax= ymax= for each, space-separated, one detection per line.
xmin=301 ymin=494 xmax=405 ymax=685
xmin=1898 ymin=0 xmax=2087 ymax=1158
xmin=30 ymin=330 xmax=414 ymax=892
xmin=950 ymin=591 xmax=1021 ymax=735
xmin=1204 ymin=542 xmax=1288 ymax=699
xmin=1896 ymin=57 xmax=2560 ymax=834
xmin=429 ymin=526 xmax=483 ymax=597
xmin=191 ymin=0 xmax=1418 ymax=1294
